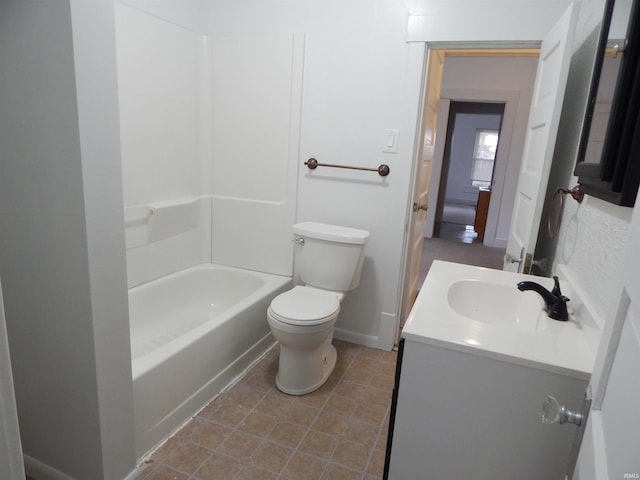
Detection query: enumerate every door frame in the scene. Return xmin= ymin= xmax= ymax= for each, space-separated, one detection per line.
xmin=425 ymin=87 xmax=521 ymax=248
xmin=395 ymin=43 xmax=539 ymax=345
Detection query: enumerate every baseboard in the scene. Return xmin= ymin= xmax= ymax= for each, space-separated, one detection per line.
xmin=25 ymin=454 xmax=140 ymax=480
xmin=24 ymin=455 xmax=77 ymax=480
xmin=333 ymin=327 xmax=380 ymax=350
xmin=492 ymin=237 xmax=508 ymax=249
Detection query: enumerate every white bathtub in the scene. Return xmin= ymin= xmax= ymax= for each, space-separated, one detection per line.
xmin=129 ymin=263 xmax=292 ymax=458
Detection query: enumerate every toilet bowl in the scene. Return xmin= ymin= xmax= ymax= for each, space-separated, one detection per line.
xmin=267 ymin=286 xmax=341 ymax=395
xmin=267 ymin=222 xmax=369 ymax=395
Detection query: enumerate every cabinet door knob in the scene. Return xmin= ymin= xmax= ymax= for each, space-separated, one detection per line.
xmin=541 ymin=395 xmax=584 ymax=426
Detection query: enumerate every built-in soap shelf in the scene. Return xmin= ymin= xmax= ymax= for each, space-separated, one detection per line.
xmin=124 ymin=197 xmax=205 ymax=250
xmin=124 ymin=205 xmax=155 ymax=226
xmin=124 ymin=197 xmax=212 ymax=288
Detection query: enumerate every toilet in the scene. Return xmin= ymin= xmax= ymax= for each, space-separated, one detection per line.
xmin=267 ymin=222 xmax=369 ymax=395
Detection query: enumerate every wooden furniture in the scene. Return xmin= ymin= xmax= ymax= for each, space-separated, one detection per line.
xmin=474 ymin=188 xmax=491 ymax=241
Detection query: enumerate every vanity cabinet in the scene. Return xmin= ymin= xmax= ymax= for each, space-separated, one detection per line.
xmin=384 ymin=338 xmax=588 ymax=479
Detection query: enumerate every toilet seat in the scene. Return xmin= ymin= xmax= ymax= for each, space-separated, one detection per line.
xmin=269 ymin=286 xmax=340 ymax=326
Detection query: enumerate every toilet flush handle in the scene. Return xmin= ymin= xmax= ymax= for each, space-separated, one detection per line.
xmin=293 ymin=238 xmax=305 ymax=246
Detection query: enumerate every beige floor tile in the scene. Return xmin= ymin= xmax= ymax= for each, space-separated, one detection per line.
xmin=220 ymin=385 xmax=264 ymax=409
xmin=334 ymin=380 xmax=369 ymax=400
xmin=312 ymin=411 xmax=349 ymax=436
xmin=285 ymin=402 xmax=319 ymax=427
xmin=136 ymin=341 xmax=397 ymax=480
xmin=141 ymin=464 xmax=188 ymax=480
xmin=351 ymin=355 xmax=378 ymax=371
xmin=149 ymin=436 xmax=180 ymax=462
xmin=379 ymin=350 xmax=397 ymax=364
xmin=294 ymin=388 xmax=332 ymax=409
xmin=375 ymin=361 xmax=396 ymax=377
xmin=358 ymin=346 xmax=385 ymax=360
xmin=190 ymin=420 xmax=232 ymax=450
xmin=218 ymin=431 xmax=261 ymax=458
xmin=174 ymin=419 xmax=200 ymax=440
xmin=341 ymin=419 xmax=379 ymax=447
xmin=324 ymin=392 xmax=357 ymax=417
xmin=239 ymin=371 xmax=274 ymax=392
xmin=333 ymin=340 xmax=362 ymax=355
xmin=267 ymin=421 xmax=307 ymax=448
xmin=201 ymin=402 xmax=250 ymax=428
xmin=374 ymin=431 xmax=387 ymax=453
xmin=197 ymin=397 xmax=223 ymax=417
xmin=194 ymin=453 xmax=241 ymax=480
xmin=369 ymin=373 xmax=395 ymax=390
xmin=162 ymin=442 xmax=212 ymax=475
xmin=235 ymin=465 xmax=278 ymax=480
xmin=332 ymin=353 xmax=356 ymax=377
xmin=341 ymin=366 xmax=374 ymax=385
xmin=251 ymin=440 xmax=293 ymax=473
xmin=282 ymin=452 xmax=327 ymax=480
xmin=331 ymin=440 xmax=371 ymax=471
xmin=256 ymin=392 xmax=294 ymax=417
xmin=321 ymin=463 xmax=362 ymax=480
xmin=364 ymin=385 xmax=392 ymax=408
xmin=352 ymin=402 xmax=388 ymax=426
xmin=367 ymin=445 xmax=386 ymax=477
xmin=298 ymin=429 xmax=338 ymax=459
xmin=237 ymin=411 xmax=276 ymax=437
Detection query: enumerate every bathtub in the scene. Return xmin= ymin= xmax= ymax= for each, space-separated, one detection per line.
xmin=129 ymin=263 xmax=292 ymax=458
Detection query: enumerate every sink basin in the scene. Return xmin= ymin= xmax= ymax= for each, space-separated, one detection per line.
xmin=402 ymin=260 xmax=601 ymax=378
xmin=447 ymin=279 xmax=543 ymax=332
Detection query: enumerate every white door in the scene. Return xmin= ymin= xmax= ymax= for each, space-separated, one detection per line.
xmin=400 ymin=48 xmax=444 ymax=331
xmin=0 ymin=278 xmax=25 ymax=480
xmin=503 ymin=3 xmax=578 ymax=272
xmin=572 ymin=196 xmax=640 ymax=478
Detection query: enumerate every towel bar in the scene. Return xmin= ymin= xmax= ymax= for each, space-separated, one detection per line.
xmin=304 ymin=158 xmax=390 ymax=177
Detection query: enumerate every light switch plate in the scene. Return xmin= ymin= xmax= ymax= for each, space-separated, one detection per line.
xmin=383 ymin=129 xmax=399 ymax=153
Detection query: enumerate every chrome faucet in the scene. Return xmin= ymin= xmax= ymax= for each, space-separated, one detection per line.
xmin=517 ymin=276 xmax=569 ymax=321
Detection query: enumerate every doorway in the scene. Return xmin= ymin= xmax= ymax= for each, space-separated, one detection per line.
xmin=400 ymin=49 xmax=540 ymax=330
xmin=435 ymin=101 xmax=505 ymax=244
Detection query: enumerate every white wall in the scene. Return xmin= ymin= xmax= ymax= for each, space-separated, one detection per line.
xmin=116 ymin=4 xmax=300 ymax=282
xmin=0 ymin=278 xmax=24 ymax=480
xmin=116 ymin=3 xmax=204 ymax=207
xmin=208 ymin=33 xmax=303 ymax=276
xmin=196 ymin=0 xmax=569 ymax=347
xmin=548 ymin=0 xmax=634 ymax=317
xmin=0 ymin=1 xmax=136 ymax=479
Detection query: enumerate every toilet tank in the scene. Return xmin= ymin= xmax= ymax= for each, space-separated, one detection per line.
xmin=292 ymin=222 xmax=369 ymax=292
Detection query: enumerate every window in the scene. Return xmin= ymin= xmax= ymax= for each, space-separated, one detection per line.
xmin=471 ymin=129 xmax=499 ymax=188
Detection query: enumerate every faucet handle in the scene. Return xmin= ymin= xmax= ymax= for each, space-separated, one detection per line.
xmin=551 ymin=276 xmax=562 ymax=298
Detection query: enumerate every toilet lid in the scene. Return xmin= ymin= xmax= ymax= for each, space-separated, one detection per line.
xmin=269 ymin=286 xmax=340 ymax=326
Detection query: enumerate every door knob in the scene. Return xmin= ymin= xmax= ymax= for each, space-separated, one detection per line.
xmin=413 ymin=202 xmax=428 ymax=212
xmin=541 ymin=395 xmax=584 ymax=426
xmin=505 ymin=246 xmax=526 ymax=265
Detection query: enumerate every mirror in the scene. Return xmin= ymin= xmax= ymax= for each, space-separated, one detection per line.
xmin=575 ymin=0 xmax=640 ymax=206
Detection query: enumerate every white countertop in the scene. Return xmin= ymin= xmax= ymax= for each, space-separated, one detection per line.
xmin=402 ymin=261 xmax=600 ymax=379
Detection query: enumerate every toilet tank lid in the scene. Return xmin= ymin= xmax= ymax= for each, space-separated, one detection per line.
xmin=293 ymin=222 xmax=370 ymax=245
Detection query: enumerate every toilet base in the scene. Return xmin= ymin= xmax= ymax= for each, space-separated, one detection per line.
xmin=275 ymin=344 xmax=337 ymax=395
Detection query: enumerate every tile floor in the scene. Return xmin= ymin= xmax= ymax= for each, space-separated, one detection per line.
xmin=138 ymin=340 xmax=397 ymax=480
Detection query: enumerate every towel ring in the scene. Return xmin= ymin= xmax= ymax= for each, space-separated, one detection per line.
xmin=547 ymin=185 xmax=584 ymax=239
